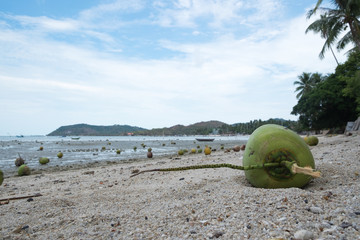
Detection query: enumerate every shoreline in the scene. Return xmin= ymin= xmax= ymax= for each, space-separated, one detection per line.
xmin=0 ymin=134 xmax=359 ymax=239
xmin=0 ymin=135 xmax=248 ymax=176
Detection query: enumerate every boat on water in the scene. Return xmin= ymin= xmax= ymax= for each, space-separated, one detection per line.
xmin=71 ymin=137 xmax=81 ymax=140
xmin=195 ymin=138 xmax=215 ymax=142
xmin=16 ymin=135 xmax=24 ymax=138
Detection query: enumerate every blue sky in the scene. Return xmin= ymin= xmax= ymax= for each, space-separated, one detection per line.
xmin=0 ymin=0 xmax=349 ymax=135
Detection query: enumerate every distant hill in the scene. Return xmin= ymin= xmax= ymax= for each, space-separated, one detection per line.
xmin=137 ymin=120 xmax=226 ymax=136
xmin=47 ymin=124 xmax=147 ymax=136
xmin=47 ymin=119 xmax=299 ymax=136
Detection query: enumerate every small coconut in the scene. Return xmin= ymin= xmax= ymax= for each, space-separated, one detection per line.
xmin=233 ymin=145 xmax=241 ymax=152
xmin=0 ymin=169 xmax=3 ymax=185
xmin=240 ymin=144 xmax=246 ymax=151
xmin=39 ymin=146 xmax=43 ymax=151
xmin=147 ymin=151 xmax=153 ymax=158
xmin=178 ymin=150 xmax=184 ymax=155
xmin=191 ymin=148 xmax=196 ymax=154
xmin=304 ymin=136 xmax=319 ymax=146
xmin=204 ymin=147 xmax=211 ymax=155
xmin=15 ymin=155 xmax=25 ymax=167
xmin=116 ymin=149 xmax=121 ymax=154
xmin=197 ymin=149 xmax=202 ymax=153
xmin=18 ymin=165 xmax=31 ymax=176
xmin=39 ymin=157 xmax=50 ymax=165
xmin=57 ymin=152 xmax=63 ymax=158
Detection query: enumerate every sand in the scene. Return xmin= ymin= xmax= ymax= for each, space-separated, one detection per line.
xmin=0 ymin=134 xmax=359 ymax=239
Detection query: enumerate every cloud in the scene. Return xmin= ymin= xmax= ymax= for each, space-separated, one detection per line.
xmin=152 ymin=0 xmax=283 ymax=29
xmin=9 ymin=15 xmax=79 ymax=31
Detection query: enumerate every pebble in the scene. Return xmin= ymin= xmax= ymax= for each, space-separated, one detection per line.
xmin=339 ymin=222 xmax=352 ymax=229
xmin=309 ymin=206 xmax=323 ymax=214
xmin=294 ymin=230 xmax=314 ymax=240
xmin=209 ymin=231 xmax=224 ymax=239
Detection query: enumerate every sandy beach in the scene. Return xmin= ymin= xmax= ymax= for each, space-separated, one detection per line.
xmin=0 ymin=134 xmax=359 ymax=239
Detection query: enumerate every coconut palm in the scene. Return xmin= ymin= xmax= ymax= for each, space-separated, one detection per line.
xmin=306 ymin=0 xmax=360 ymax=59
xmin=294 ymin=72 xmax=322 ymax=99
xmin=307 ymin=14 xmax=340 ymax=64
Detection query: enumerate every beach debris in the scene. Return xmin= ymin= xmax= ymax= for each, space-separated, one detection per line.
xmin=18 ymin=164 xmax=31 ymax=176
xmin=304 ymin=136 xmax=319 ymax=146
xmin=39 ymin=146 xmax=43 ymax=151
xmin=0 ymin=169 xmax=3 ymax=186
xmin=39 ymin=157 xmax=50 ymax=165
xmin=204 ymin=147 xmax=211 ymax=155
xmin=147 ymin=148 xmax=153 ymax=158
xmin=15 ymin=154 xmax=25 ymax=166
xmin=233 ymin=145 xmax=241 ymax=152
xmin=130 ymin=124 xmax=320 ymax=189
xmin=133 ymin=146 xmax=137 ymax=151
xmin=0 ymin=193 xmax=42 ymax=203
xmin=240 ymin=144 xmax=246 ymax=150
xmin=83 ymin=171 xmax=95 ymax=175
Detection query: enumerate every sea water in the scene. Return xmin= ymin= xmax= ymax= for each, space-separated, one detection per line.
xmin=0 ymin=135 xmax=248 ymax=176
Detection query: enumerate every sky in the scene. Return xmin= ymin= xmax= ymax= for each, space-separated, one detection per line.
xmin=0 ymin=0 xmax=350 ymax=135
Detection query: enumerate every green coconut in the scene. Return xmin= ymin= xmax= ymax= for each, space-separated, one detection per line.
xmin=304 ymin=136 xmax=319 ymax=146
xmin=57 ymin=152 xmax=63 ymax=158
xmin=243 ymin=124 xmax=316 ymax=188
xmin=0 ymin=169 xmax=3 ymax=185
xmin=178 ymin=150 xmax=184 ymax=155
xmin=39 ymin=157 xmax=50 ymax=165
xmin=18 ymin=165 xmax=31 ymax=176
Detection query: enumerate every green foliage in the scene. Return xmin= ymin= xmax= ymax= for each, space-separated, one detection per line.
xmin=337 ymin=51 xmax=360 ymax=112
xmin=306 ymin=0 xmax=360 ymax=56
xmin=218 ymin=118 xmax=299 ymax=135
xmin=294 ymin=72 xmax=323 ymax=99
xmin=137 ymin=121 xmax=224 ymax=136
xmin=292 ymin=57 xmax=358 ymax=131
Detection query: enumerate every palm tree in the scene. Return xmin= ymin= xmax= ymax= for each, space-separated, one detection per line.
xmin=306 ymin=14 xmax=340 ymax=64
xmin=294 ymin=72 xmax=322 ymax=99
xmin=306 ymin=0 xmax=360 ymax=58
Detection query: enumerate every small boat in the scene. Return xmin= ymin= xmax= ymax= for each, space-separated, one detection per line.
xmin=16 ymin=135 xmax=24 ymax=138
xmin=71 ymin=137 xmax=80 ymax=140
xmin=196 ymin=138 xmax=215 ymax=142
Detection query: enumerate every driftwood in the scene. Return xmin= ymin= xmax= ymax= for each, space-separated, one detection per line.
xmin=0 ymin=193 xmax=42 ymax=203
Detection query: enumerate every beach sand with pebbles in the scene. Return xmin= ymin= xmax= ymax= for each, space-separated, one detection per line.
xmin=0 ymin=134 xmax=360 ymax=239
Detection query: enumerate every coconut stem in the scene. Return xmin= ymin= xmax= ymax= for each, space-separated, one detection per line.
xmin=130 ymin=163 xmax=281 ymax=177
xmin=130 ymin=161 xmax=321 ymax=178
xmin=290 ymin=163 xmax=321 ymax=178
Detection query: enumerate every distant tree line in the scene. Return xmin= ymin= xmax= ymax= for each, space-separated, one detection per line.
xmin=218 ymin=119 xmax=299 ymax=135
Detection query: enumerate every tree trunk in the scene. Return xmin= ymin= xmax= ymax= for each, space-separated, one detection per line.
xmin=348 ymin=21 xmax=360 ymax=51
